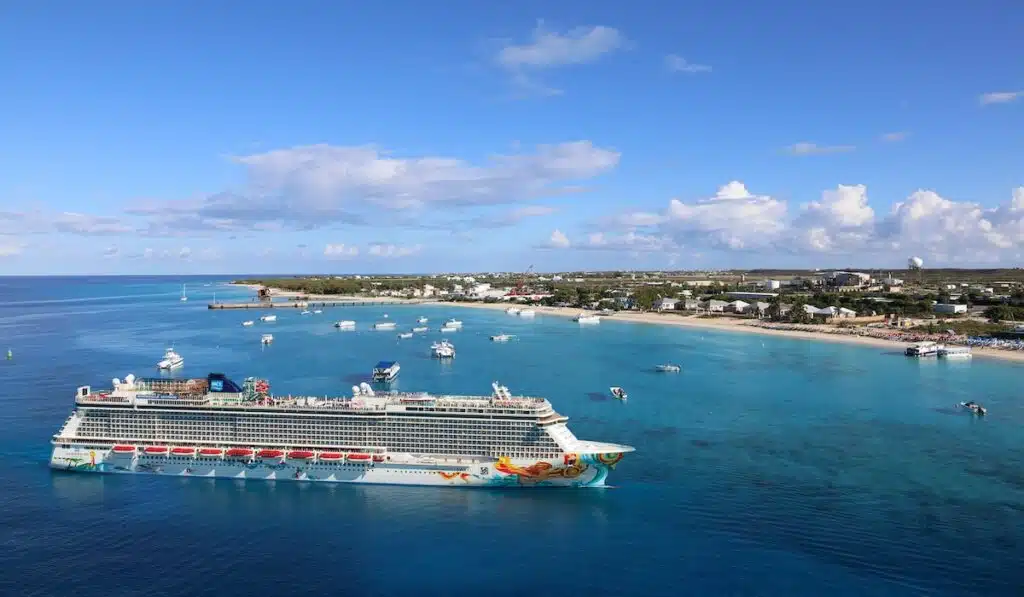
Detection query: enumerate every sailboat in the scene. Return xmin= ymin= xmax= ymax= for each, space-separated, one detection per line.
xmin=180 ymin=283 xmax=188 ymax=302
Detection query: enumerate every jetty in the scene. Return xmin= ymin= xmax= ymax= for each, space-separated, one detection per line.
xmin=208 ymin=299 xmax=431 ymax=310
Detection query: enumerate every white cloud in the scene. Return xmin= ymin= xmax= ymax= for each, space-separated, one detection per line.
xmin=496 ymin=22 xmax=625 ymax=95
xmin=178 ymin=247 xmax=192 ymax=259
xmin=0 ymin=242 xmax=24 ymax=257
xmin=367 ymin=243 xmax=422 ymax=258
xmin=880 ymin=132 xmax=909 ymax=142
xmin=547 ymin=229 xmax=570 ymax=248
xmin=793 ymin=185 xmax=875 ymax=252
xmin=103 ymin=246 xmax=119 ymax=258
xmin=786 ymin=142 xmax=856 ymax=156
xmin=468 ymin=205 xmax=558 ymax=228
xmin=324 ymin=244 xmax=359 ymax=259
xmin=979 ymin=91 xmax=1022 ymax=105
xmin=665 ymin=54 xmax=711 ymax=74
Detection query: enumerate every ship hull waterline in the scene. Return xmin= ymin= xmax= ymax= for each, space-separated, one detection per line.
xmin=50 ymin=445 xmax=625 ymax=488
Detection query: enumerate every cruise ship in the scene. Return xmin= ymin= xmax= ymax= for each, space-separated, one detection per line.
xmin=50 ymin=373 xmax=634 ymax=487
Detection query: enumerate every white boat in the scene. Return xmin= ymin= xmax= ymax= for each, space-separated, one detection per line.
xmin=261 ymin=334 xmax=274 ymax=344
xmin=445 ymin=319 xmax=463 ymax=328
xmin=439 ymin=325 xmax=458 ymax=333
xmin=959 ymin=401 xmax=987 ymax=416
xmin=412 ymin=326 xmax=429 ymax=333
xmin=610 ymin=386 xmax=627 ymax=401
xmin=655 ymin=364 xmax=681 ymax=372
xmin=938 ymin=346 xmax=972 ymax=359
xmin=300 ymin=310 xmax=312 ymax=315
xmin=490 ymin=334 xmax=515 ymax=342
xmin=417 ymin=317 xmax=428 ymax=324
xmin=574 ymin=313 xmax=600 ymax=324
xmin=372 ymin=361 xmax=401 ymax=382
xmin=241 ymin=320 xmax=254 ymax=327
xmin=179 ymin=284 xmax=188 ymax=302
xmin=431 ymin=340 xmax=456 ymax=358
xmin=905 ymin=341 xmax=938 ymax=357
xmin=157 ymin=348 xmax=183 ymax=370
xmin=260 ymin=315 xmax=277 ymax=322
xmin=505 ymin=307 xmax=520 ymax=315
xmin=334 ymin=320 xmax=356 ymax=329
xmin=518 ymin=309 xmax=536 ymax=318
xmin=398 ymin=332 xmax=414 ymax=339
xmin=374 ymin=322 xmax=397 ymax=330
xmin=313 ymin=310 xmax=322 ymax=314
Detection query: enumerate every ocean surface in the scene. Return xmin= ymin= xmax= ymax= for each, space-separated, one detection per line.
xmin=0 ymin=276 xmax=1021 ymax=597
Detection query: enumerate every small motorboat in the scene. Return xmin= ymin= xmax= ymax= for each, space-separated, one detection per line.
xmin=610 ymin=386 xmax=628 ymax=401
xmin=373 ymin=322 xmax=397 ymax=330
xmin=313 ymin=310 xmax=322 ymax=314
xmin=300 ymin=310 xmax=312 ymax=315
xmin=398 ymin=332 xmax=414 ymax=339
xmin=418 ymin=317 xmax=428 ymax=323
xmin=431 ymin=340 xmax=455 ymax=358
xmin=157 ymin=347 xmax=184 ymax=370
xmin=656 ymin=364 xmax=681 ymax=372
xmin=412 ymin=326 xmax=428 ymax=333
xmin=490 ymin=334 xmax=514 ymax=342
xmin=242 ymin=320 xmax=254 ymax=327
xmin=445 ymin=318 xmax=463 ymax=328
xmin=260 ymin=314 xmax=277 ymax=322
xmin=959 ymin=401 xmax=987 ymax=416
xmin=334 ymin=320 xmax=356 ymax=329
xmin=261 ymin=334 xmax=274 ymax=344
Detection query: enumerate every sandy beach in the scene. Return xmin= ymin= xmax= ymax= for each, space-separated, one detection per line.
xmin=228 ymin=284 xmax=1024 ymax=364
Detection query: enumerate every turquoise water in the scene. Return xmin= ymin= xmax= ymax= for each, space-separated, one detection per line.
xmin=1 ymin=276 xmax=1022 ymax=596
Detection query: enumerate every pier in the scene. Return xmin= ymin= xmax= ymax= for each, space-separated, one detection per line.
xmin=208 ymin=299 xmax=432 ymax=310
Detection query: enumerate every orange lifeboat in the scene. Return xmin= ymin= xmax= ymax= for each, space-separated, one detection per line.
xmin=287 ymin=450 xmax=315 ymax=460
xmin=199 ymin=448 xmax=223 ymax=456
xmin=371 ymin=454 xmax=385 ymax=462
xmin=257 ymin=449 xmax=284 ymax=459
xmin=318 ymin=452 xmax=343 ymax=461
xmin=112 ymin=445 xmax=135 ymax=454
xmin=171 ymin=447 xmax=195 ymax=456
xmin=347 ymin=453 xmax=370 ymax=461
xmin=225 ymin=448 xmax=253 ymax=458
xmin=144 ymin=446 xmax=168 ymax=455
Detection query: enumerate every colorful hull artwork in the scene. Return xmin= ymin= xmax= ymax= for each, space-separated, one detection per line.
xmin=49 ymin=446 xmax=626 ymax=487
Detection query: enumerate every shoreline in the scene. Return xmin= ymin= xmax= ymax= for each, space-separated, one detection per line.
xmin=227 ymin=284 xmax=1024 ymax=364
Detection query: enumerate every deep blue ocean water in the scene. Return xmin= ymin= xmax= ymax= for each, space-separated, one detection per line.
xmin=0 ymin=276 xmax=1021 ymax=597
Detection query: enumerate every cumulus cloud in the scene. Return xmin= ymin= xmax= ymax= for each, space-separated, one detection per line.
xmin=0 ymin=210 xmax=132 ymax=236
xmin=785 ymin=142 xmax=856 ymax=156
xmin=546 ymin=229 xmax=570 ymax=248
xmin=367 ymin=243 xmax=422 ymax=258
xmin=0 ymin=242 xmax=24 ymax=257
xmin=979 ymin=91 xmax=1022 ymax=105
xmin=324 ymin=244 xmax=359 ymax=259
xmin=496 ymin=22 xmax=625 ymax=95
xmin=665 ymin=54 xmax=711 ymax=74
xmin=553 ymin=182 xmax=1024 ymax=263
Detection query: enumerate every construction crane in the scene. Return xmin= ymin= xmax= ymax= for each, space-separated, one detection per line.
xmin=509 ymin=265 xmax=535 ymax=296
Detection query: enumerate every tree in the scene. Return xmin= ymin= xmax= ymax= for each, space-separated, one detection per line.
xmin=632 ymin=286 xmax=663 ymax=311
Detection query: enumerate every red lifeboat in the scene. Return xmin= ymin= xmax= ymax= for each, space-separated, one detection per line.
xmin=171 ymin=447 xmax=195 ymax=456
xmin=347 ymin=453 xmax=370 ymax=461
xmin=257 ymin=449 xmax=284 ymax=459
xmin=112 ymin=445 xmax=135 ymax=454
xmin=226 ymin=448 xmax=253 ymax=458
xmin=318 ymin=452 xmax=343 ymax=461
xmin=144 ymin=446 xmax=168 ymax=455
xmin=371 ymin=454 xmax=385 ymax=462
xmin=287 ymin=450 xmax=315 ymax=460
xmin=199 ymin=448 xmax=223 ymax=456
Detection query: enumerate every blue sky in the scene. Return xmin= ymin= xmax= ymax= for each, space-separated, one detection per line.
xmin=1 ymin=1 xmax=1022 ymax=274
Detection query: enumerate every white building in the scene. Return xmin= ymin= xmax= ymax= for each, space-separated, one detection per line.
xmin=726 ymin=300 xmax=751 ymax=314
xmin=934 ymin=303 xmax=967 ymax=315
xmin=653 ymin=297 xmax=679 ymax=311
xmin=762 ymin=279 xmax=781 ymax=290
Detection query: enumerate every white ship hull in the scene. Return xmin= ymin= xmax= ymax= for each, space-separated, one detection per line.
xmin=49 ymin=445 xmax=622 ymax=488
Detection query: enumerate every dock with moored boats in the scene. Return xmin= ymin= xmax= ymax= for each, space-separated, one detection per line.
xmin=208 ymin=299 xmax=431 ymax=310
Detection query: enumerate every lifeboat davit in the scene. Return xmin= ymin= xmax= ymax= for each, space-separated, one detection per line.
xmin=171 ymin=447 xmax=195 ymax=456
xmin=225 ymin=448 xmax=253 ymax=458
xmin=199 ymin=448 xmax=223 ymax=456
xmin=112 ymin=445 xmax=135 ymax=454
xmin=257 ymin=449 xmax=284 ymax=459
xmin=347 ymin=453 xmax=370 ymax=461
xmin=144 ymin=446 xmax=168 ymax=455
xmin=318 ymin=452 xmax=343 ymax=460
xmin=288 ymin=450 xmax=315 ymax=460
xmin=371 ymin=454 xmax=385 ymax=462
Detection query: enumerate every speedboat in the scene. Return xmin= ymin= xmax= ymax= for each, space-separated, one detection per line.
xmin=241 ymin=320 xmax=254 ymax=327
xmin=261 ymin=334 xmax=274 ymax=344
xmin=260 ymin=314 xmax=277 ymax=322
xmin=334 ymin=320 xmax=356 ymax=329
xmin=431 ymin=340 xmax=455 ymax=358
xmin=398 ymin=332 xmax=414 ymax=339
xmin=373 ymin=322 xmax=397 ymax=330
xmin=656 ymin=364 xmax=681 ymax=372
xmin=372 ymin=361 xmax=400 ymax=382
xmin=445 ymin=318 xmax=463 ymax=328
xmin=439 ymin=325 xmax=459 ymax=333
xmin=490 ymin=334 xmax=514 ymax=342
xmin=518 ymin=309 xmax=536 ymax=318
xmin=300 ymin=310 xmax=312 ymax=315
xmin=959 ymin=401 xmax=987 ymax=416
xmin=610 ymin=386 xmax=628 ymax=401
xmin=157 ymin=348 xmax=183 ymax=370
xmin=313 ymin=310 xmax=322 ymax=314
xmin=412 ymin=326 xmax=428 ymax=333
xmin=417 ymin=317 xmax=428 ymax=323
xmin=574 ymin=313 xmax=600 ymax=324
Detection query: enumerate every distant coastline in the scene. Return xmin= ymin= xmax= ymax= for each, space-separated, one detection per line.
xmin=228 ymin=283 xmax=1024 ymax=364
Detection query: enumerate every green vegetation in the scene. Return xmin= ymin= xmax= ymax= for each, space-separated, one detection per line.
xmin=234 ymin=276 xmax=455 ymax=295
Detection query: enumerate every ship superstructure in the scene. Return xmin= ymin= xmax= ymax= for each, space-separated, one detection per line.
xmin=51 ymin=373 xmax=633 ymax=487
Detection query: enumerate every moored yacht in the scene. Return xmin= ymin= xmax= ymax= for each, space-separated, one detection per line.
xmin=574 ymin=313 xmax=600 ymax=324
xmin=261 ymin=334 xmax=274 ymax=344
xmin=334 ymin=320 xmax=356 ymax=329
xmin=417 ymin=317 xmax=428 ymax=324
xmin=655 ymin=364 xmax=681 ymax=372
xmin=445 ymin=318 xmax=463 ymax=328
xmin=431 ymin=340 xmax=456 ymax=358
xmin=905 ymin=341 xmax=938 ymax=357
xmin=490 ymin=334 xmax=515 ymax=342
xmin=242 ymin=320 xmax=254 ymax=327
xmin=938 ymin=345 xmax=972 ymax=359
xmin=260 ymin=314 xmax=277 ymax=322
xmin=412 ymin=326 xmax=429 ymax=333
xmin=157 ymin=348 xmax=184 ymax=370
xmin=374 ymin=322 xmax=397 ymax=330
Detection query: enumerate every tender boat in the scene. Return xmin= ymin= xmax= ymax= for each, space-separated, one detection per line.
xmin=372 ymin=361 xmax=401 ymax=382
xmin=300 ymin=310 xmax=312 ymax=315
xmin=157 ymin=348 xmax=184 ymax=370
xmin=373 ymin=322 xmax=397 ymax=330
xmin=905 ymin=341 xmax=938 ymax=357
xmin=445 ymin=319 xmax=463 ymax=328
xmin=257 ymin=449 xmax=284 ymax=459
xmin=347 ymin=453 xmax=370 ymax=461
xmin=490 ymin=334 xmax=514 ymax=342
xmin=610 ymin=386 xmax=628 ymax=401
xmin=225 ymin=447 xmax=253 ymax=458
xmin=261 ymin=334 xmax=274 ymax=344
xmin=398 ymin=332 xmax=414 ymax=339
xmin=372 ymin=454 xmax=386 ymax=462
xmin=242 ymin=320 xmax=254 ymax=327
xmin=574 ymin=313 xmax=601 ymax=324
xmin=518 ymin=309 xmax=536 ymax=318
xmin=199 ymin=448 xmax=223 ymax=456
xmin=287 ymin=450 xmax=315 ymax=460
xmin=412 ymin=326 xmax=428 ymax=333
xmin=171 ymin=447 xmax=195 ymax=456
xmin=313 ymin=310 xmax=322 ymax=314
xmin=655 ymin=364 xmax=681 ymax=372
xmin=938 ymin=346 xmax=972 ymax=359
xmin=112 ymin=445 xmax=135 ymax=454
xmin=431 ymin=340 xmax=456 ymax=358
xmin=260 ymin=314 xmax=277 ymax=322
xmin=959 ymin=401 xmax=987 ymax=416
xmin=334 ymin=320 xmax=356 ymax=329
xmin=144 ymin=446 xmax=169 ymax=455
xmin=417 ymin=317 xmax=428 ymax=323
xmin=319 ymin=452 xmax=343 ymax=461
xmin=439 ymin=325 xmax=459 ymax=333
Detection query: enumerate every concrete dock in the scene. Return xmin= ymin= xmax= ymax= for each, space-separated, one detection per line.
xmin=207 ymin=300 xmax=430 ymax=310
